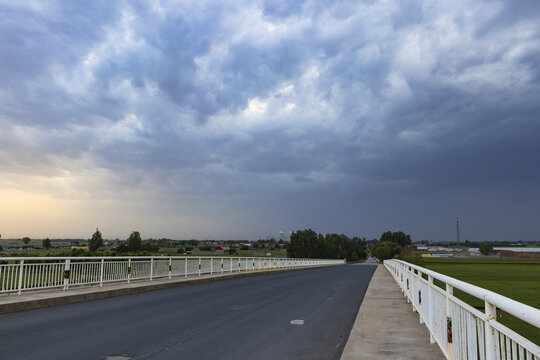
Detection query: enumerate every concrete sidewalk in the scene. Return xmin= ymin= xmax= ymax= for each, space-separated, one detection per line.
xmin=0 ymin=266 xmax=330 ymax=315
xmin=341 ymin=265 xmax=445 ymax=360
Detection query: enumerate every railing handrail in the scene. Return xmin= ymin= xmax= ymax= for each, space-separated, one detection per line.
xmin=387 ymin=259 xmax=540 ymax=328
xmin=0 ymin=256 xmax=332 ymax=261
xmin=0 ymin=257 xmax=345 ymax=296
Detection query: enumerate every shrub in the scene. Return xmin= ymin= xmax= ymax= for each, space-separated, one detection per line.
xmin=479 ymin=242 xmax=493 ymax=255
xmin=371 ymin=241 xmax=401 ymax=261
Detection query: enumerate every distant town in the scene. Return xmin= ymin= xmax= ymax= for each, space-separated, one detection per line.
xmin=1 ymin=232 xmax=539 ymax=260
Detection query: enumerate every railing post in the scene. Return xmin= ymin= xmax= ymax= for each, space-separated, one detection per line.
xmin=446 ymin=283 xmax=454 ymax=358
xmin=411 ymin=269 xmax=422 ymax=314
xmin=407 ymin=267 xmax=412 ymax=303
xmin=198 ymin=257 xmax=201 ymax=276
xmin=485 ymin=301 xmax=497 ymax=360
xmin=210 ymin=258 xmax=213 ymax=275
xmin=417 ymin=271 xmax=423 ymax=322
xmin=221 ymin=258 xmax=224 ymax=274
xmin=150 ymin=258 xmax=154 ymax=281
xmin=185 ymin=257 xmax=187 ymax=278
xmin=230 ymin=258 xmax=233 ymax=273
xmin=428 ymin=275 xmax=435 ymax=344
xmin=17 ymin=259 xmax=25 ymax=295
xmin=128 ymin=258 xmax=132 ymax=283
xmin=168 ymin=257 xmax=172 ymax=279
xmin=99 ymin=258 xmax=104 ymax=287
xmin=63 ymin=259 xmax=70 ymax=291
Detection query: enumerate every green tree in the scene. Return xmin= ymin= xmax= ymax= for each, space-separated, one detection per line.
xmin=116 ymin=242 xmax=129 ymax=252
xmin=371 ymin=241 xmax=402 ymax=261
xmin=22 ymin=237 xmax=31 ymax=245
xmin=352 ymin=237 xmax=367 ymax=260
xmin=380 ymin=231 xmax=412 ymax=247
xmin=289 ymin=229 xmax=319 ymax=258
xmin=479 ymin=242 xmax=493 ymax=255
xmin=289 ymin=229 xmax=363 ymax=260
xmin=89 ymin=228 xmax=103 ymax=252
xmin=142 ymin=242 xmax=159 ymax=252
xmin=127 ymin=231 xmax=142 ymax=252
xmin=42 ymin=238 xmax=51 ymax=250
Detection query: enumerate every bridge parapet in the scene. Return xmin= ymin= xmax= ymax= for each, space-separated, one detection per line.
xmin=0 ymin=256 xmax=344 ymax=295
xmin=384 ymin=259 xmax=540 ymax=360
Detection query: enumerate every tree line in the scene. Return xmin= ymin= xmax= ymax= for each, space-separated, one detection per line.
xmin=287 ymin=229 xmax=367 ymax=261
xmin=287 ymin=229 xmax=414 ymax=262
xmin=369 ymin=231 xmax=412 ymax=261
xmin=88 ymin=228 xmax=156 ymax=253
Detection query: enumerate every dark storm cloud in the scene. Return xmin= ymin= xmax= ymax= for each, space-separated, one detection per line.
xmin=1 ymin=0 xmax=539 ymax=240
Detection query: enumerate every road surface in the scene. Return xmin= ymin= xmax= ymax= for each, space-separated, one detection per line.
xmin=0 ymin=265 xmax=376 ymax=360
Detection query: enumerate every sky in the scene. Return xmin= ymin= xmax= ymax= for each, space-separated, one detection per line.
xmin=1 ymin=0 xmax=539 ymax=242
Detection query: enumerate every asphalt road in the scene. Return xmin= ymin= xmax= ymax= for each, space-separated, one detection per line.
xmin=0 ymin=265 xmax=376 ymax=360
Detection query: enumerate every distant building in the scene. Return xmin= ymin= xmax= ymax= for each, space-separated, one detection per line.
xmin=421 ymin=253 xmax=440 ymax=258
xmin=493 ymin=247 xmax=540 ymax=260
xmin=1 ymin=245 xmax=22 ymax=250
xmin=213 ymin=246 xmax=230 ymax=254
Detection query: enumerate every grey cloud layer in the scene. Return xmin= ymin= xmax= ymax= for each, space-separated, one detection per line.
xmin=1 ymin=0 xmax=539 ymax=240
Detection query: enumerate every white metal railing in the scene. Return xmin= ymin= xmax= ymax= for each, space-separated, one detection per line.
xmin=0 ymin=256 xmax=344 ymax=295
xmin=384 ymin=259 xmax=540 ymax=360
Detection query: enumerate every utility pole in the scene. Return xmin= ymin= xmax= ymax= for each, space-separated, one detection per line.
xmin=456 ymin=218 xmax=460 ymax=243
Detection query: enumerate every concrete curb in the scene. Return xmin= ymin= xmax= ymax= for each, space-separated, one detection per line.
xmin=0 ymin=265 xmax=337 ymax=315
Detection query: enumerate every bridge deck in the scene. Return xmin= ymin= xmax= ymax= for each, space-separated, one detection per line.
xmin=341 ymin=264 xmax=446 ymax=360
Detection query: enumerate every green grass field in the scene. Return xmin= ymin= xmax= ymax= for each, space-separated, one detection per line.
xmin=422 ymin=258 xmax=540 ymax=345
